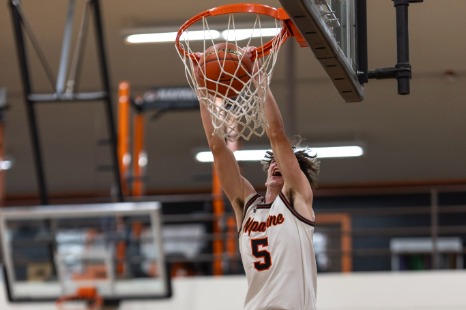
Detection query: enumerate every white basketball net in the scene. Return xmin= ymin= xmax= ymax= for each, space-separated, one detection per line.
xmin=177 ymin=14 xmax=287 ymax=141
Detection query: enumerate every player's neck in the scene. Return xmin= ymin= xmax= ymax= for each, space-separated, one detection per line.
xmin=264 ymin=186 xmax=281 ymax=204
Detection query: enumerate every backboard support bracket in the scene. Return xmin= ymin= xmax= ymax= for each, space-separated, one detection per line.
xmin=280 ymin=0 xmax=423 ymax=101
xmin=367 ymin=0 xmax=423 ymax=95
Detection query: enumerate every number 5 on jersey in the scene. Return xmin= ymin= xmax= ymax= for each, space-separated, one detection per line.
xmin=251 ymin=238 xmax=272 ymax=271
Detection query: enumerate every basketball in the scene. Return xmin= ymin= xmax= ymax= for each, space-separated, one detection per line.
xmin=196 ymin=43 xmax=252 ymax=98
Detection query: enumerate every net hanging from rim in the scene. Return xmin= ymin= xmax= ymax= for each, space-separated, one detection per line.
xmin=176 ymin=4 xmax=290 ymax=141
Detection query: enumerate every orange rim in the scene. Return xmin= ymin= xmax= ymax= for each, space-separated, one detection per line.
xmin=56 ymin=288 xmax=103 ymax=310
xmin=176 ymin=3 xmax=291 ymax=61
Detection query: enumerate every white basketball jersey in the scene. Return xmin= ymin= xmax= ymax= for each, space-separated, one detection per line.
xmin=239 ymin=192 xmax=317 ymax=310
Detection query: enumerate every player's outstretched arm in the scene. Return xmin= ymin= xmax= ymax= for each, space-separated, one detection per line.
xmin=245 ymin=47 xmax=314 ymax=221
xmin=197 ymin=89 xmax=256 ymax=227
xmin=199 ymin=100 xmax=256 ymax=217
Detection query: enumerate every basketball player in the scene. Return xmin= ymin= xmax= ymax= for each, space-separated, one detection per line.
xmin=196 ymin=47 xmax=320 ymax=310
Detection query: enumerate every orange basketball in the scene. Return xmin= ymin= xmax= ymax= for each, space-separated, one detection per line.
xmin=196 ymin=43 xmax=252 ymax=98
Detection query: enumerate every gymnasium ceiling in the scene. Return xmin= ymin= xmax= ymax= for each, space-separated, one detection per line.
xmin=0 ymin=0 xmax=465 ymax=196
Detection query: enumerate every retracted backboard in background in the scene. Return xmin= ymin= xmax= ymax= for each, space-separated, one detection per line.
xmin=0 ymin=202 xmax=171 ymax=303
xmin=279 ymin=0 xmax=365 ymax=102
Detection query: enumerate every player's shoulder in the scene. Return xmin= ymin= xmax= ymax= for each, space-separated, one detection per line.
xmin=244 ymin=192 xmax=262 ymax=208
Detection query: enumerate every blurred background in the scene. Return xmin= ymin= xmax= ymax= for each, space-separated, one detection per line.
xmin=0 ymin=0 xmax=465 ymax=309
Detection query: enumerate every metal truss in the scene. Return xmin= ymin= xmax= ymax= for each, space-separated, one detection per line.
xmin=9 ymin=0 xmax=123 ymax=204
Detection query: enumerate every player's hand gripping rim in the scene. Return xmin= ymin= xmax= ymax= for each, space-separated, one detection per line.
xmin=244 ymin=46 xmax=266 ymax=89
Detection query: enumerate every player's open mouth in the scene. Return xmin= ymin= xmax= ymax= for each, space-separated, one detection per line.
xmin=272 ymin=170 xmax=282 ymax=177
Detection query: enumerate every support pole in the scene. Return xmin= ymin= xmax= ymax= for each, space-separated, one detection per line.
xmin=91 ymin=0 xmax=124 ymax=202
xmin=56 ymin=0 xmax=76 ymax=95
xmin=394 ymin=0 xmax=411 ymax=94
xmin=9 ymin=1 xmax=48 ymax=205
xmin=430 ymin=188 xmax=439 ymax=270
xmin=212 ymin=167 xmax=224 ymax=276
xmin=132 ymin=113 xmax=145 ymax=196
xmin=118 ymin=82 xmax=130 ymax=195
xmin=0 ymin=88 xmax=6 ymax=206
xmin=66 ymin=0 xmax=91 ymax=94
xmin=341 ymin=214 xmax=352 ymax=273
xmin=0 ymin=113 xmax=4 ymax=207
xmin=356 ymin=0 xmax=368 ymax=84
xmin=368 ymin=0 xmax=422 ymax=95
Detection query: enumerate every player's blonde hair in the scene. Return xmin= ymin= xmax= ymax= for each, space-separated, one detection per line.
xmin=261 ymin=136 xmax=320 ymax=188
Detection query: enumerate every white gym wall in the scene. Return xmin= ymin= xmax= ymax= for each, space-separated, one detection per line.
xmin=3 ymin=270 xmax=466 ymax=310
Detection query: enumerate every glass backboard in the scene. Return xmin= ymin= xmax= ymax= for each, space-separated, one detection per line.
xmin=0 ymin=202 xmax=171 ymax=302
xmin=279 ymin=0 xmax=365 ymax=102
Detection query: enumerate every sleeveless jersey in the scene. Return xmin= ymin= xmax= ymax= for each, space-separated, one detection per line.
xmin=239 ymin=192 xmax=317 ymax=310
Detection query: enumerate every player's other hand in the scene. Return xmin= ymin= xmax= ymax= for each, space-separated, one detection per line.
xmin=191 ymin=52 xmax=203 ymax=72
xmin=244 ymin=46 xmax=256 ymax=59
xmin=244 ymin=46 xmax=265 ymax=87
xmin=190 ymin=52 xmax=216 ymax=102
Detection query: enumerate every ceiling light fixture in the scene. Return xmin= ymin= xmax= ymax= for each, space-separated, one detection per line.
xmin=0 ymin=160 xmax=12 ymax=170
xmin=124 ymin=26 xmax=280 ymax=44
xmin=221 ymin=28 xmax=281 ymax=41
xmin=126 ymin=30 xmax=221 ymax=44
xmin=195 ymin=146 xmax=364 ymax=163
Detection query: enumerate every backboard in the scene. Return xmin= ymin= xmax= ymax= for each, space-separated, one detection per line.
xmin=0 ymin=202 xmax=171 ymax=303
xmin=279 ymin=0 xmax=366 ymax=102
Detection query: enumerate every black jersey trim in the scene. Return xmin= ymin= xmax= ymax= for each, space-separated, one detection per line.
xmin=279 ymin=191 xmax=315 ymax=227
xmin=238 ymin=194 xmax=261 ymax=236
xmin=256 ymin=202 xmax=272 ymax=209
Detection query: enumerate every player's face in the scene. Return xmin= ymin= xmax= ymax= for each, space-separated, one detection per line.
xmin=266 ymin=160 xmax=284 ymax=189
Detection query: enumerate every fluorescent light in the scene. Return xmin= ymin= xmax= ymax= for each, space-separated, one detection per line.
xmin=124 ymin=27 xmax=279 ymax=44
xmin=196 ymin=152 xmax=215 ymax=163
xmin=138 ymin=153 xmax=148 ymax=167
xmin=0 ymin=160 xmax=12 ymax=170
xmin=221 ymin=28 xmax=281 ymax=41
xmin=195 ymin=146 xmax=363 ymax=162
xmin=126 ymin=30 xmax=221 ymax=44
xmin=313 ymin=146 xmax=363 ymax=158
xmin=233 ymin=150 xmax=269 ymax=161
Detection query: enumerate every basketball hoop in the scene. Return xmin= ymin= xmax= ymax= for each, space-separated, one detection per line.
xmin=56 ymin=287 xmax=103 ymax=310
xmin=176 ymin=4 xmax=303 ymax=141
